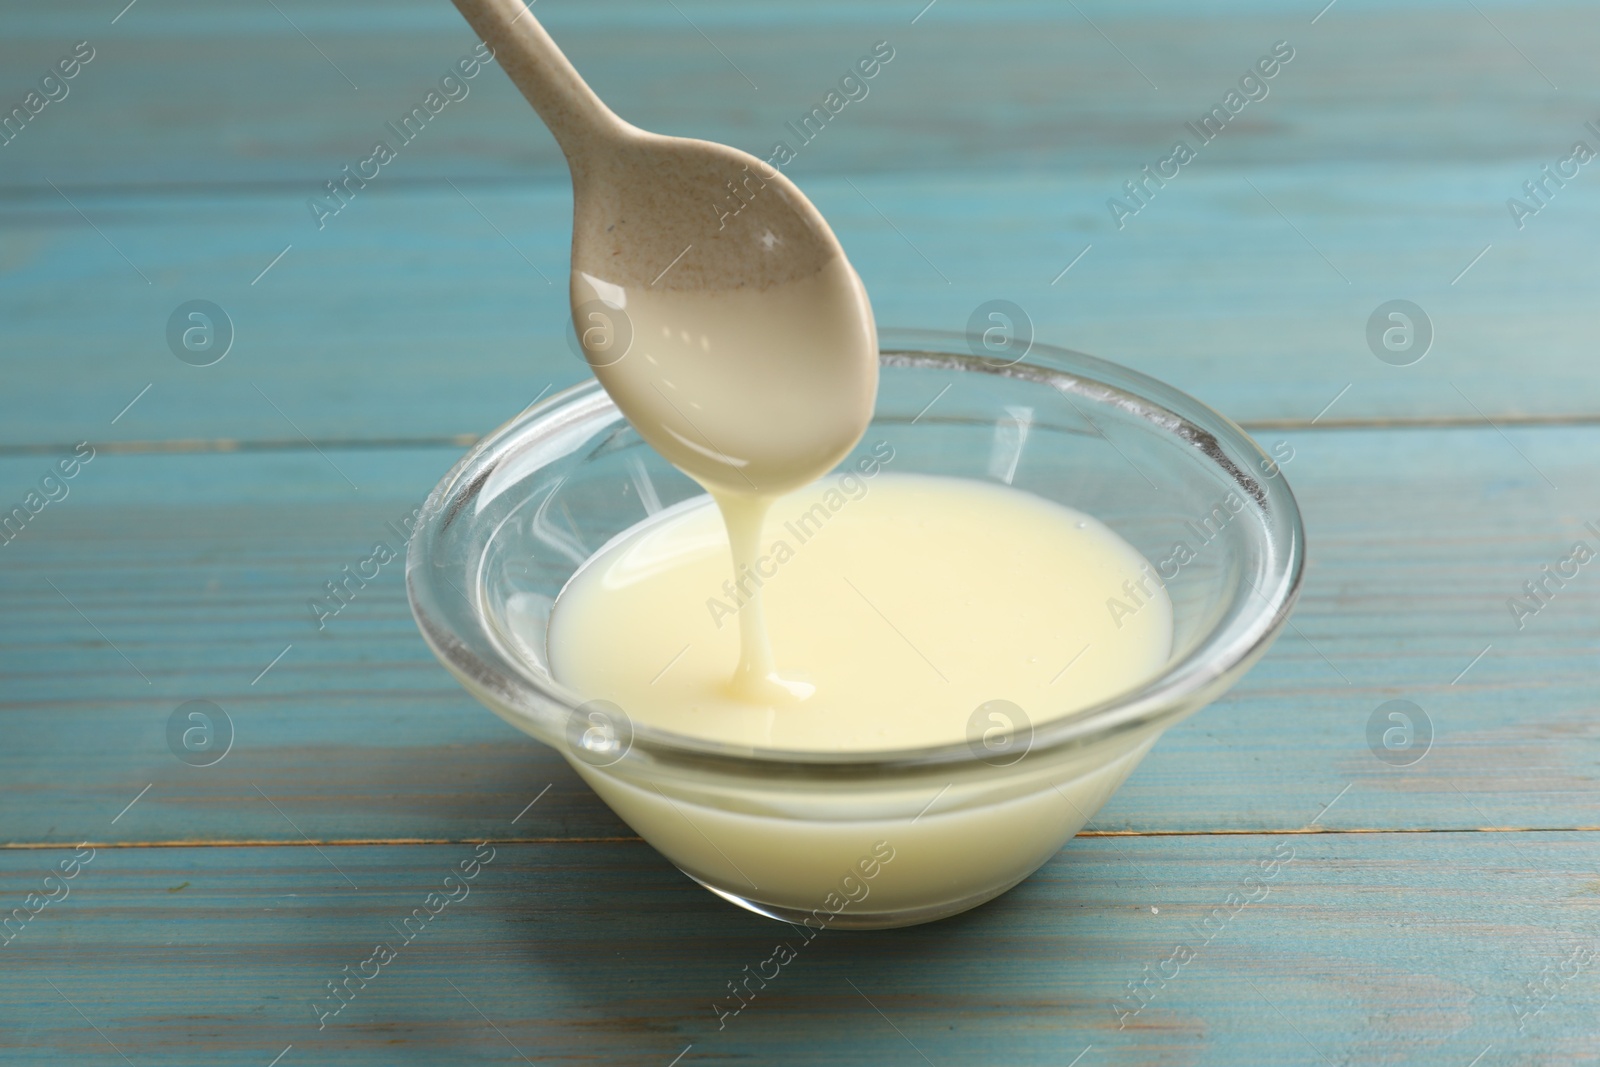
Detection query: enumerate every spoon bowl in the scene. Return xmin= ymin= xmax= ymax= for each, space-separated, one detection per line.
xmin=454 ymin=0 xmax=877 ymax=497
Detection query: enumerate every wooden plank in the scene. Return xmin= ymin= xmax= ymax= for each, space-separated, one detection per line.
xmin=0 ymin=444 xmax=630 ymax=845
xmin=5 ymin=160 xmax=1600 ymax=449
xmin=3 ymin=1 xmax=1594 ymax=188
xmin=3 ymin=2 xmax=1592 ymax=1061
xmin=3 ymin=423 xmax=1597 ymax=844
xmin=2 ymin=832 xmax=1597 ymax=1064
xmin=3 ymin=1 xmax=1599 ymax=440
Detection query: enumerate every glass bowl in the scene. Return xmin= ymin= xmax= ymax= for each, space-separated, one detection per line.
xmin=407 ymin=328 xmax=1305 ymax=928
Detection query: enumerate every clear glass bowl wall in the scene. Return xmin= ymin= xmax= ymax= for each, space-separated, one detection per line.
xmin=408 ymin=329 xmax=1304 ymax=926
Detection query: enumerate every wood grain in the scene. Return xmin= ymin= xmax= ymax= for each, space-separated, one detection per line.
xmin=3 ymin=425 xmax=1597 ymax=844
xmin=3 ymin=0 xmax=1598 ymax=1062
xmin=3 ymin=834 xmax=1598 ymax=1066
xmin=5 ymin=165 xmax=1600 ymax=448
xmin=3 ymin=2 xmax=1600 ymax=444
xmin=4 ymin=1 xmax=1595 ymax=188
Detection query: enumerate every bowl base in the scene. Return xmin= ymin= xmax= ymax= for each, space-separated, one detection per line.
xmin=681 ymin=868 xmax=1029 ymax=930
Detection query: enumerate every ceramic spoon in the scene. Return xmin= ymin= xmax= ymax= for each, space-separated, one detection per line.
xmin=452 ymin=0 xmax=878 ymax=500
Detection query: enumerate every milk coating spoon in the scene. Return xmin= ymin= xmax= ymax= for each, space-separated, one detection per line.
xmin=453 ymin=0 xmax=878 ymax=701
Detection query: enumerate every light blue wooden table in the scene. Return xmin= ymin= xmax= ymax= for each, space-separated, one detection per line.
xmin=5 ymin=1 xmax=1599 ymax=1062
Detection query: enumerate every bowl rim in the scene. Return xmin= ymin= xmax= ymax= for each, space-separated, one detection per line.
xmin=407 ymin=328 xmax=1306 ymax=777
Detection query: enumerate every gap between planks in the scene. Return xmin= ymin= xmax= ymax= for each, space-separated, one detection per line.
xmin=0 ymin=435 xmax=484 ymax=457
xmin=7 ymin=825 xmax=1600 ymax=850
xmin=5 ymin=411 xmax=1600 ymax=459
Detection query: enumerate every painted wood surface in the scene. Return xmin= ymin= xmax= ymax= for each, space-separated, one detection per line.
xmin=2 ymin=423 xmax=1596 ymax=844
xmin=4 ymin=834 xmax=1600 ymax=1066
xmin=4 ymin=1 xmax=1600 ymax=445
xmin=9 ymin=168 xmax=1600 ymax=447
xmin=6 ymin=0 xmax=1594 ymax=187
xmin=3 ymin=0 xmax=1599 ymax=1063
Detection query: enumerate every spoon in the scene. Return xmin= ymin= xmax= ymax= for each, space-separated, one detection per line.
xmin=453 ymin=0 xmax=877 ymax=703
xmin=451 ymin=0 xmax=878 ymax=502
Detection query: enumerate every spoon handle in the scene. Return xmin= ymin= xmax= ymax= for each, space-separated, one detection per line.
xmin=452 ymin=0 xmax=627 ymax=162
